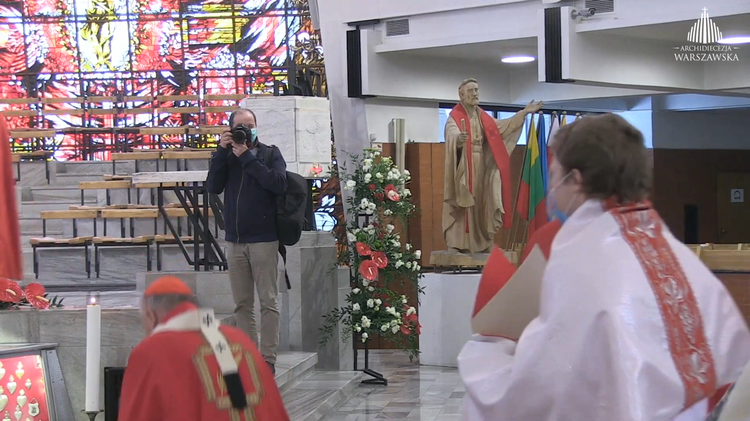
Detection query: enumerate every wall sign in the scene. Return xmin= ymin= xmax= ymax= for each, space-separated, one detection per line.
xmin=731 ymin=188 xmax=744 ymax=203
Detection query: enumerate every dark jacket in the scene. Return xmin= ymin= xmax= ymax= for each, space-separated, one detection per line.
xmin=206 ymin=143 xmax=287 ymax=243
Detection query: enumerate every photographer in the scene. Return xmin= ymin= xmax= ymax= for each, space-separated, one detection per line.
xmin=206 ymin=109 xmax=287 ymax=374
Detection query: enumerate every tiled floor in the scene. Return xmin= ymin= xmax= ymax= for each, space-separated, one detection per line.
xmin=325 ymin=351 xmax=463 ymax=421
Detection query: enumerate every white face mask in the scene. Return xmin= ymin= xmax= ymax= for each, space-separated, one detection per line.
xmin=547 ymin=171 xmax=579 ymax=223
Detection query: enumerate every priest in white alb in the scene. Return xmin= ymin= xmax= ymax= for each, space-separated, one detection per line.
xmin=458 ymin=114 xmax=750 ymax=421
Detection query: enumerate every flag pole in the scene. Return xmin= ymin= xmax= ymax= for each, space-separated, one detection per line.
xmin=506 ymin=113 xmax=533 ymax=251
xmin=516 ymin=111 xmax=544 ymax=252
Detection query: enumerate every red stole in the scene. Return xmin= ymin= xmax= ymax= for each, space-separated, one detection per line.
xmin=450 ymin=104 xmax=513 ymax=230
xmin=0 ymin=114 xmax=21 ymax=280
xmin=607 ymin=200 xmax=718 ymax=410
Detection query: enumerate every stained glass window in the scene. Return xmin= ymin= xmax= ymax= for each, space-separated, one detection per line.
xmin=0 ymin=0 xmax=324 ymax=160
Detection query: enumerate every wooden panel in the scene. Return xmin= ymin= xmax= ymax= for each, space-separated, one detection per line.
xmin=132 ymin=182 xmax=181 ymax=188
xmin=86 ymin=96 xmax=117 ymax=102
xmin=10 ymin=129 xmax=55 ymax=138
xmin=78 ymin=180 xmax=132 ymax=190
xmin=139 ymin=127 xmax=187 ymax=135
xmin=5 ymin=110 xmax=39 ymax=117
xmin=431 ymin=143 xmax=447 ymax=253
xmin=101 ymin=209 xmax=159 ymax=219
xmin=0 ymin=98 xmax=38 ymax=104
xmin=161 ymin=150 xmax=212 ymax=160
xmin=203 ymin=94 xmax=246 ymax=101
xmin=157 ymin=95 xmax=199 ymax=101
xmin=156 ymin=107 xmax=200 ymax=114
xmin=188 ymin=126 xmax=225 ymax=135
xmin=11 ymin=154 xmax=20 ymax=163
xmin=43 ymin=109 xmax=85 ymax=116
xmin=88 ymin=109 xmax=118 ymax=115
xmin=111 ymin=152 xmax=162 ymax=161
xmin=41 ymin=97 xmax=84 ymax=104
xmin=203 ymin=106 xmax=238 ymax=113
xmin=715 ymin=273 xmax=750 ymax=326
xmin=124 ymin=95 xmax=152 ymax=102
xmin=122 ymin=108 xmax=154 ymax=115
xmin=40 ymin=210 xmax=98 ymax=219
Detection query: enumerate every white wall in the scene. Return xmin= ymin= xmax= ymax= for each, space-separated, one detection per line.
xmin=616 ymin=110 xmax=654 ymax=148
xmin=653 ymin=109 xmax=750 ymax=149
xmin=365 ymin=99 xmax=440 ymax=143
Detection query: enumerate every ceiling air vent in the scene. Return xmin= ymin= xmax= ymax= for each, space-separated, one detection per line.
xmin=585 ymin=0 xmax=614 ymax=14
xmin=385 ymin=19 xmax=410 ymax=37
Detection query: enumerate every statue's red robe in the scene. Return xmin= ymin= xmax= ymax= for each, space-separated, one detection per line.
xmin=118 ymin=303 xmax=289 ymax=421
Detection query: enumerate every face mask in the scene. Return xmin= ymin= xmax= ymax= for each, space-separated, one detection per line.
xmin=250 ymin=128 xmax=257 ymax=144
xmin=547 ymin=172 xmax=578 ymax=223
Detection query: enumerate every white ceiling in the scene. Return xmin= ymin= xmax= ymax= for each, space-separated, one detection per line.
xmin=400 ymin=37 xmax=537 ymax=65
xmin=601 ymin=13 xmax=750 ymax=42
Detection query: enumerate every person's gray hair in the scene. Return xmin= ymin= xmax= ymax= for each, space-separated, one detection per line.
xmin=142 ymin=294 xmax=199 ymax=317
xmin=458 ymin=78 xmax=478 ymax=92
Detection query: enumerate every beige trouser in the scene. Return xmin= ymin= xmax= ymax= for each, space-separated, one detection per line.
xmin=227 ymin=241 xmax=280 ymax=364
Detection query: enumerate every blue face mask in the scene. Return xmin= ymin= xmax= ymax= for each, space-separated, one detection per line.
xmin=250 ymin=128 xmax=258 ymax=144
xmin=546 ymin=172 xmax=578 ymax=224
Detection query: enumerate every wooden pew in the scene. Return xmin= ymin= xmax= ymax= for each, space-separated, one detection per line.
xmin=30 ymin=209 xmax=99 ymax=278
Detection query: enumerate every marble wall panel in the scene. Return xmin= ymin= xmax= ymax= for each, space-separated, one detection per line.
xmin=0 ymin=310 xmax=40 ymax=343
xmin=295 ymin=106 xmax=332 ymax=164
xmin=17 ymin=162 xmax=52 ymax=186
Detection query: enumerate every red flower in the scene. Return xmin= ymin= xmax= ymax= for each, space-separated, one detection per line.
xmin=368 ymin=184 xmax=376 ymax=191
xmin=359 ymin=260 xmax=379 ymax=281
xmin=371 ymin=251 xmax=389 ymax=269
xmin=24 ymin=283 xmax=50 ymax=310
xmin=384 ymin=184 xmax=400 ymax=201
xmin=0 ymin=278 xmax=23 ymax=303
xmin=356 ymin=242 xmax=372 ymax=256
xmin=374 ymin=192 xmax=384 ymax=202
xmin=401 ymin=312 xmax=421 ymax=335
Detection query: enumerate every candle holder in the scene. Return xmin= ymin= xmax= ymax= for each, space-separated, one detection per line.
xmin=82 ymin=410 xmax=102 ymax=420
xmin=86 ymin=291 xmax=100 ymax=306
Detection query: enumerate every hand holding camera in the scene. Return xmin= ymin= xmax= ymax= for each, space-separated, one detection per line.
xmin=219 ymin=132 xmax=234 ymax=149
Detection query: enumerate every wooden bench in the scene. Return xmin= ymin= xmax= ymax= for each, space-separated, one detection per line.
xmin=161 ymin=150 xmax=212 ymax=171
xmin=79 ymin=180 xmax=132 ymax=206
xmin=111 ymin=151 xmax=162 ymax=174
xmin=94 ymin=209 xmax=158 ymax=277
xmin=30 ymin=209 xmax=99 ymax=278
xmin=10 ymin=150 xmax=54 ymax=184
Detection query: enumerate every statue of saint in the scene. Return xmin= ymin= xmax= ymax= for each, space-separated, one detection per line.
xmin=442 ymin=79 xmax=543 ymax=254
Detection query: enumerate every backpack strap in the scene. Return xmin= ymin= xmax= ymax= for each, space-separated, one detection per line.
xmin=263 ymin=144 xmax=275 ymax=165
xmin=278 ymin=243 xmax=291 ymax=290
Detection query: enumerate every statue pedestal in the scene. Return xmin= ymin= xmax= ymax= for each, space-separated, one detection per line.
xmin=418 ymin=272 xmax=481 ymax=367
xmin=429 ymin=249 xmax=518 ymax=268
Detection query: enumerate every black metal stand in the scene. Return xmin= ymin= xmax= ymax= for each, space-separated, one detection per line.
xmin=353 ymin=335 xmax=388 ymax=386
xmin=82 ymin=410 xmax=102 ymax=421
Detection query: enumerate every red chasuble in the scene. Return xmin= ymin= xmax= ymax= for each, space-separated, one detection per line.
xmin=0 ymin=114 xmax=22 ymax=280
xmin=118 ymin=304 xmax=289 ymax=421
xmin=520 ymin=219 xmax=562 ymax=263
xmin=449 ymin=104 xmax=513 ymax=229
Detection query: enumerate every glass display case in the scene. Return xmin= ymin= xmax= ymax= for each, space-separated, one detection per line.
xmin=0 ymin=344 xmax=74 ymax=421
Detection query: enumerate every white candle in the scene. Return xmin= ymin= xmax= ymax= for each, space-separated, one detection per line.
xmin=85 ymin=293 xmax=101 ymax=412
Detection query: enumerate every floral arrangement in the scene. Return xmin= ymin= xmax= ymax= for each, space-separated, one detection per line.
xmin=321 ymin=148 xmax=424 ymax=361
xmin=0 ymin=279 xmax=64 ymax=310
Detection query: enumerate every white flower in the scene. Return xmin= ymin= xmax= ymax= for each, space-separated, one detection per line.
xmin=414 ymin=264 xmax=421 ymax=272
xmin=353 ymin=228 xmax=361 ymax=234
xmin=367 ymin=299 xmax=375 ymax=308
xmin=352 ymin=303 xmax=361 ymax=312
xmin=359 ymin=198 xmax=370 ymax=209
xmin=406 ymin=243 xmax=412 ymax=251
xmin=352 ymin=288 xmax=360 ymax=294
xmin=365 ymin=224 xmax=376 ymax=234
xmin=390 ymin=320 xmax=399 ymax=327
xmin=361 ymin=316 xmax=371 ymax=328
xmin=406 ymin=262 xmax=412 ymax=269
xmin=375 ymin=298 xmax=382 ymax=306
xmin=364 ymin=173 xmax=372 ymax=182
xmin=383 ymin=209 xmax=393 ymax=216
xmin=395 ymin=312 xmax=401 ymax=318
xmin=355 ymin=324 xmax=361 ymax=332
xmin=404 ymin=169 xmax=411 ymax=179
xmin=402 ymin=188 xmax=411 ymax=197
xmin=374 ymin=306 xmax=379 ymax=311
xmin=362 ymin=332 xmax=369 ymax=342
xmin=362 ymin=280 xmax=370 ymax=287
xmin=380 ymin=324 xmax=388 ymax=332
xmin=363 ymin=158 xmax=373 ymax=166
xmin=345 ymin=180 xmax=356 ymax=190
xmin=406 ymin=306 xmax=416 ymax=316
xmin=368 ymin=203 xmax=377 ymax=211
xmin=414 ymin=250 xmax=421 ymax=259
xmin=347 ymin=232 xmax=357 ymax=243
xmin=368 ymin=286 xmax=375 ymax=292
xmin=386 ymin=224 xmax=395 ymax=233
xmin=401 ymin=295 xmax=407 ymax=302
xmin=395 ymin=260 xmax=404 ymax=268
xmin=392 ymin=240 xmax=400 ymax=247
xmin=373 ymin=150 xmax=380 ymax=157
xmin=391 ymin=326 xmax=399 ymax=334
xmin=386 ymin=306 xmax=397 ymax=316
xmin=375 ymin=172 xmax=383 ymax=180
xmin=394 ymin=252 xmax=402 ymax=259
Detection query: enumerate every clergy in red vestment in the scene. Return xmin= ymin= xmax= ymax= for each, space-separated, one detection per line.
xmin=0 ymin=113 xmax=22 ymax=280
xmin=458 ymin=114 xmax=750 ymax=421
xmin=118 ymin=276 xmax=289 ymax=421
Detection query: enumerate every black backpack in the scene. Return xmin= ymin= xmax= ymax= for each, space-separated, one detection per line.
xmin=264 ymin=145 xmax=309 ymax=289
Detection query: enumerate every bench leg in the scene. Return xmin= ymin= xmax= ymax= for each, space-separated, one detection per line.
xmin=85 ymin=244 xmax=91 ymax=278
xmin=33 ymin=246 xmax=38 ymax=279
xmin=147 ymin=243 xmax=152 ymax=272
xmin=16 ymin=162 xmax=20 ymax=182
xmin=95 ymin=245 xmax=100 ymax=279
xmin=156 ymin=243 xmax=162 ymax=271
xmin=44 ymin=159 xmax=49 ymax=184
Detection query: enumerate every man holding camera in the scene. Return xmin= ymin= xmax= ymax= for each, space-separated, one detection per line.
xmin=206 ymin=109 xmax=287 ymax=374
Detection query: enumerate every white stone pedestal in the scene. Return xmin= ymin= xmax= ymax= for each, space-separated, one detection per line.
xmin=240 ymin=96 xmax=331 ymax=177
xmin=419 ymin=272 xmax=481 ymax=367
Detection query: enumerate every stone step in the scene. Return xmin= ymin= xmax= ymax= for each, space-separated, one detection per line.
xmin=19 ymin=217 xmax=62 ymax=233
xmin=20 ymin=199 xmax=97 ymax=216
xmin=283 ymin=371 xmax=362 ymax=421
xmin=276 ymin=352 xmax=319 ymax=394
xmin=27 ymin=185 xmax=98 ymax=202
xmin=53 ymin=173 xmax=109 ymax=185
xmin=58 ymin=161 xmax=135 ymax=176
